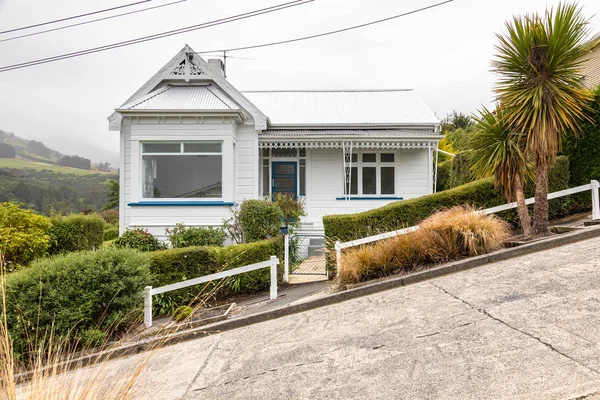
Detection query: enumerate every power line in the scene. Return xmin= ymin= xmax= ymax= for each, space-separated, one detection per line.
xmin=0 ymin=0 xmax=313 ymax=73
xmin=0 ymin=0 xmax=187 ymax=44
xmin=0 ymin=0 xmax=153 ymax=35
xmin=197 ymin=0 xmax=455 ymax=54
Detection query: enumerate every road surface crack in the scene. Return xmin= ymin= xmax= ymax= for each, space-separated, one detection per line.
xmin=179 ymin=335 xmax=222 ymax=399
xmin=415 ymin=319 xmax=485 ymax=339
xmin=429 ymin=282 xmax=600 ymax=376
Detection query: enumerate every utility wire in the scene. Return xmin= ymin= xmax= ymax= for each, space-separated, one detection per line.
xmin=0 ymin=0 xmax=313 ymax=73
xmin=0 ymin=0 xmax=187 ymax=43
xmin=196 ymin=0 xmax=455 ymax=54
xmin=0 ymin=0 xmax=153 ymax=35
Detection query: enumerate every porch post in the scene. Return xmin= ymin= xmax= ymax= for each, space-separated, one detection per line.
xmin=284 ymin=233 xmax=290 ymax=283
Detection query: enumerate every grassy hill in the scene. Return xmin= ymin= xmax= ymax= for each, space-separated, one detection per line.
xmin=0 ymin=129 xmax=62 ymax=163
xmin=0 ymin=158 xmax=110 ymax=176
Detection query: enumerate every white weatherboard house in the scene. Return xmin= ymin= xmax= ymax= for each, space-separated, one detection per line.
xmin=109 ymin=45 xmax=442 ymax=239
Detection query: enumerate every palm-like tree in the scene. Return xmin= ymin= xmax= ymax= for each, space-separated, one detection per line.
xmin=492 ymin=3 xmax=595 ymax=234
xmin=470 ymin=106 xmax=533 ymax=235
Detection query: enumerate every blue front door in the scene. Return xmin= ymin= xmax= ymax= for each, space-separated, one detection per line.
xmin=271 ymin=161 xmax=297 ymax=199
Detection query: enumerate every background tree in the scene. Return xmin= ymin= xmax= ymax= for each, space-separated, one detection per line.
xmin=104 ymin=179 xmax=119 ymax=210
xmin=469 ymin=106 xmax=532 ymax=235
xmin=58 ymin=155 xmax=91 ymax=170
xmin=95 ymin=162 xmax=112 ymax=172
xmin=0 ymin=143 xmax=16 ymax=159
xmin=493 ymin=3 xmax=596 ymax=234
xmin=27 ymin=140 xmax=50 ymax=158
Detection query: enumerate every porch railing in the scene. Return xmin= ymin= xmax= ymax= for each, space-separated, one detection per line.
xmin=335 ymin=180 xmax=600 ymax=276
xmin=143 ymin=256 xmax=279 ymax=328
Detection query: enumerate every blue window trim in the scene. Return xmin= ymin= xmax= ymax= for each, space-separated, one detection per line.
xmin=271 ymin=161 xmax=298 ymax=200
xmin=128 ymin=201 xmax=234 ymax=207
xmin=335 ymin=197 xmax=404 ymax=201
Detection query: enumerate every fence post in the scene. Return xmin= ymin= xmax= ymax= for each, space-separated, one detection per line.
xmin=592 ymin=180 xmax=600 ymax=220
xmin=283 ymin=233 xmax=290 ymax=283
xmin=335 ymin=241 xmax=342 ymax=280
xmin=144 ymin=286 xmax=153 ymax=328
xmin=269 ymin=255 xmax=278 ymax=300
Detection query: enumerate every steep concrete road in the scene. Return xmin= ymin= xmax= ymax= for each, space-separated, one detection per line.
xmin=104 ymin=236 xmax=600 ymax=399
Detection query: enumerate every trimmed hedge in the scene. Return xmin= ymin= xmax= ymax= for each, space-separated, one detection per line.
xmin=48 ymin=214 xmax=105 ymax=254
xmin=148 ymin=237 xmax=284 ymax=315
xmin=324 ymin=156 xmax=570 ymax=243
xmin=0 ymin=202 xmax=50 ymax=267
xmin=6 ymin=248 xmax=150 ymax=358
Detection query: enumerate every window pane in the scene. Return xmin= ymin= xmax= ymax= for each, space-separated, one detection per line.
xmin=362 ymin=153 xmax=376 ymax=163
xmin=273 ymin=163 xmax=295 ymax=175
xmin=262 ymin=165 xmax=270 ymax=196
xmin=184 ymin=143 xmax=221 ymax=153
xmin=263 ymin=159 xmax=269 ymax=166
xmin=262 ymin=148 xmax=270 ymax=157
xmin=350 ymin=167 xmax=358 ymax=195
xmin=142 ymin=155 xmax=222 ymax=198
xmin=299 ymin=165 xmax=306 ymax=195
xmin=143 ymin=143 xmax=180 ymax=153
xmin=350 ymin=154 xmax=358 ymax=163
xmin=272 ymin=148 xmax=297 ymax=157
xmin=299 ymin=148 xmax=306 ymax=157
xmin=362 ymin=167 xmax=376 ymax=194
xmin=381 ymin=153 xmax=395 ymax=163
xmin=299 ymin=159 xmax=306 ymax=166
xmin=381 ymin=167 xmax=395 ymax=194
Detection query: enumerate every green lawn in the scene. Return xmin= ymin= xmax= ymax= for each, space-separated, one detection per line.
xmin=0 ymin=158 xmax=110 ymax=176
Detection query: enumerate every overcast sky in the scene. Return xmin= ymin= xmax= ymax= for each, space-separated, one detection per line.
xmin=0 ymin=0 xmax=599 ymax=157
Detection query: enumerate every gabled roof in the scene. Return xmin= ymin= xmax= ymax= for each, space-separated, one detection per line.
xmin=120 ymin=85 xmax=239 ymax=110
xmin=242 ymin=89 xmax=439 ymax=127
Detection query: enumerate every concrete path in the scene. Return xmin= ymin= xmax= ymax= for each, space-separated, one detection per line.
xmin=97 ymin=235 xmax=600 ymax=399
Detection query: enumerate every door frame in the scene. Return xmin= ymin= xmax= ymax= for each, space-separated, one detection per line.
xmin=271 ymin=161 xmax=298 ymax=199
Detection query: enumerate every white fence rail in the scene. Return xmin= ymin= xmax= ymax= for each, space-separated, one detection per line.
xmin=143 ymin=256 xmax=279 ymax=328
xmin=335 ymin=180 xmax=600 ymax=276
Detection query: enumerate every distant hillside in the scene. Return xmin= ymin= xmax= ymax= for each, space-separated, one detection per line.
xmin=40 ymin=136 xmax=119 ymax=167
xmin=0 ymin=129 xmax=63 ymax=163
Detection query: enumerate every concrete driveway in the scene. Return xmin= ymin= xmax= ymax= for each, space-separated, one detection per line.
xmin=103 ymin=235 xmax=600 ymax=400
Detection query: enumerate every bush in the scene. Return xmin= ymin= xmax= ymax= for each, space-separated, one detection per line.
xmin=173 ymin=305 xmax=193 ymax=322
xmin=225 ymin=199 xmax=283 ymax=243
xmin=0 ymin=143 xmax=16 ymax=158
xmin=436 ymin=159 xmax=452 ymax=192
xmin=113 ymin=228 xmax=164 ymax=252
xmin=0 ymin=202 xmax=50 ymax=267
xmin=78 ymin=328 xmax=107 ymax=349
xmin=274 ymin=193 xmax=305 ymax=229
xmin=148 ymin=237 xmax=284 ymax=315
xmin=5 ymin=247 xmax=150 ymax=358
xmin=103 ymin=225 xmax=119 ymax=241
xmin=48 ymin=214 xmax=105 ymax=254
xmin=341 ymin=206 xmax=511 ymax=284
xmin=97 ymin=208 xmax=119 ymax=225
xmin=447 ymin=151 xmax=475 ymax=188
xmin=166 ymin=223 xmax=227 ymax=248
xmin=324 ymin=155 xmax=571 ymax=244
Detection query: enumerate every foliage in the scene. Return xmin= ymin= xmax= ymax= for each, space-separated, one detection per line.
xmin=445 ymin=128 xmax=475 ymax=152
xmin=104 ymin=180 xmax=119 ymax=210
xmin=166 ymin=223 xmax=227 ymax=248
xmin=48 ymin=214 xmax=105 ymax=254
xmin=0 ymin=143 xmax=16 ymax=159
xmin=173 ymin=305 xmax=193 ymax=322
xmin=0 ymin=167 xmax=118 ymax=214
xmin=5 ymin=247 xmax=151 ymax=358
xmin=103 ymin=226 xmax=119 ymax=241
xmin=436 ymin=160 xmax=452 ymax=192
xmin=148 ymin=237 xmax=283 ymax=315
xmin=224 ymin=199 xmax=283 ymax=243
xmin=27 ymin=140 xmax=51 ymax=158
xmin=95 ymin=162 xmax=112 ymax=173
xmin=77 ymin=328 xmax=107 ymax=349
xmin=324 ymin=156 xmax=570 ymax=244
xmin=58 ymin=155 xmax=91 ymax=170
xmin=492 ymin=3 xmax=595 ymax=233
xmin=441 ymin=111 xmax=473 ymax=133
xmin=274 ymin=193 xmax=305 ymax=229
xmin=447 ymin=151 xmax=475 ymax=188
xmin=97 ymin=208 xmax=119 ymax=225
xmin=113 ymin=228 xmax=165 ymax=252
xmin=340 ymin=206 xmax=511 ymax=284
xmin=0 ymin=203 xmax=50 ymax=267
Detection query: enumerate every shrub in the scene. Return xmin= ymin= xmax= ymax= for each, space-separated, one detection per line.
xmin=0 ymin=202 xmax=50 ymax=267
xmin=173 ymin=305 xmax=193 ymax=322
xmin=48 ymin=214 xmax=105 ymax=254
xmin=97 ymin=208 xmax=119 ymax=225
xmin=103 ymin=225 xmax=119 ymax=241
xmin=225 ymin=199 xmax=283 ymax=243
xmin=436 ymin=159 xmax=452 ymax=192
xmin=113 ymin=228 xmax=164 ymax=252
xmin=166 ymin=223 xmax=227 ymax=248
xmin=148 ymin=237 xmax=284 ymax=315
xmin=340 ymin=206 xmax=511 ymax=284
xmin=5 ymin=247 xmax=150 ymax=358
xmin=448 ymin=151 xmax=475 ymax=188
xmin=274 ymin=193 xmax=305 ymax=229
xmin=78 ymin=328 xmax=107 ymax=349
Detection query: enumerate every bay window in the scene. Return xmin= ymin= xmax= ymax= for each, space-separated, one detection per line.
xmin=142 ymin=141 xmax=222 ymax=199
xmin=345 ymin=152 xmax=396 ymax=196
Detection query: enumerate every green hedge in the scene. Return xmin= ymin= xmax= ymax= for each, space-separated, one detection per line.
xmin=48 ymin=214 xmax=105 ymax=254
xmin=6 ymin=248 xmax=150 ymax=358
xmin=435 ymin=159 xmax=452 ymax=192
xmin=324 ymin=156 xmax=570 ymax=243
xmin=148 ymin=237 xmax=284 ymax=315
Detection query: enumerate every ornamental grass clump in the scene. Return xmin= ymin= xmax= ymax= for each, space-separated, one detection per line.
xmin=340 ymin=206 xmax=511 ymax=284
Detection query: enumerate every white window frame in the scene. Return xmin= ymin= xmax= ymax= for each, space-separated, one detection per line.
xmin=260 ymin=148 xmax=307 ymax=198
xmin=140 ymin=141 xmax=223 ymax=200
xmin=344 ymin=151 xmax=396 ymax=197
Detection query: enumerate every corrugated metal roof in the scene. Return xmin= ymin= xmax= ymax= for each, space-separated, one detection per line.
xmin=127 ymin=85 xmax=238 ymax=110
xmin=242 ymin=90 xmax=439 ymax=126
xmin=261 ymin=129 xmax=439 ymax=137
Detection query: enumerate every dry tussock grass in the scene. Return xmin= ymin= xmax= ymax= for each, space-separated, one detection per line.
xmin=340 ymin=206 xmax=512 ymax=284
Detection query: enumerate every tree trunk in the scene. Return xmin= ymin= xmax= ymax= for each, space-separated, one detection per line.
xmin=532 ymin=163 xmax=549 ymax=234
xmin=514 ymin=174 xmax=532 ymax=236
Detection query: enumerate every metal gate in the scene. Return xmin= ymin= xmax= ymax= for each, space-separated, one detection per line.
xmin=289 ymin=234 xmax=327 ymax=275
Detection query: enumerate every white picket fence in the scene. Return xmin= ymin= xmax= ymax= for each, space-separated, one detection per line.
xmin=335 ymin=180 xmax=600 ymax=276
xmin=143 ymin=256 xmax=279 ymax=328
